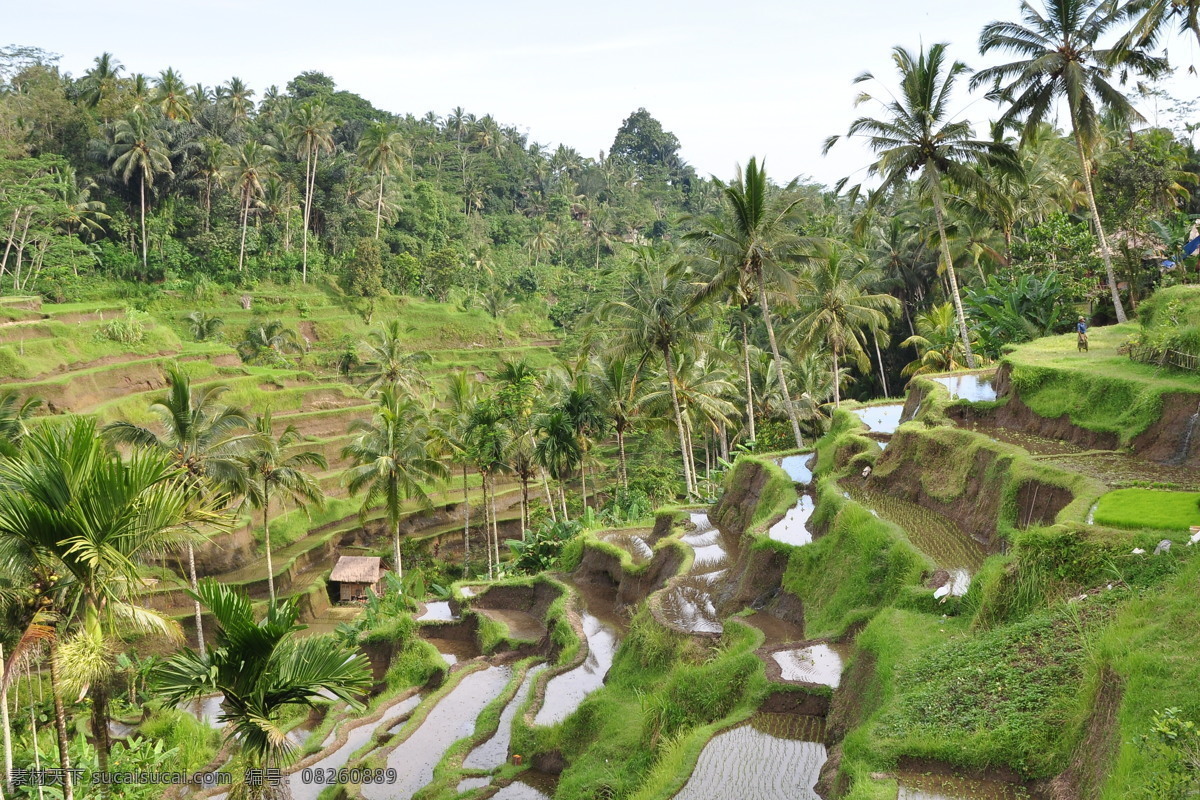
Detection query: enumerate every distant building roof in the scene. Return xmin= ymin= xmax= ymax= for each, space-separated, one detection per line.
xmin=330 ymin=556 xmax=382 ymax=584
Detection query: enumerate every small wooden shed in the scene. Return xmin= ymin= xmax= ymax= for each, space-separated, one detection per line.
xmin=330 ymin=556 xmax=384 ymax=602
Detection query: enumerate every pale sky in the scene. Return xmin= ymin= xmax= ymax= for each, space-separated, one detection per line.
xmin=9 ymin=0 xmax=1199 ymax=187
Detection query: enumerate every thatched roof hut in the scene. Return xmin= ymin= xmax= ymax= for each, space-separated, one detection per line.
xmin=330 ymin=555 xmax=384 ymax=602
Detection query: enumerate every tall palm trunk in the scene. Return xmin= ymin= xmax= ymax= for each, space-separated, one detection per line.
xmin=375 ymin=169 xmax=385 ymax=239
xmin=90 ymin=682 xmax=111 ymax=776
xmin=559 ymin=482 xmax=567 ymax=521
xmin=661 ymin=346 xmax=696 ymax=498
xmin=520 ymin=475 xmax=529 ymax=542
xmin=541 ymin=469 xmax=557 ymax=523
xmin=756 ymin=279 xmax=804 ymax=448
xmin=462 ymin=466 xmax=471 ymax=572
xmin=238 ymin=190 xmax=251 ymax=272
xmin=579 ymin=451 xmax=588 ymax=511
xmin=47 ymin=643 xmax=74 ymax=800
xmin=616 ymin=426 xmax=628 ymax=489
xmin=741 ymin=318 xmax=756 ymax=442
xmin=1070 ymin=116 xmax=1126 ymax=322
xmin=0 ymin=643 xmax=11 ymax=795
xmin=832 ymin=348 xmax=841 ymax=408
xmin=483 ymin=474 xmax=494 ymax=578
xmin=139 ymin=174 xmax=148 ymax=272
xmin=930 ymin=179 xmax=978 ymax=368
xmin=491 ymin=486 xmax=500 ymax=575
xmin=263 ymin=487 xmax=275 ymax=603
xmin=301 ymin=146 xmax=313 ymax=283
xmin=872 ymin=329 xmax=889 ymax=397
xmin=187 ymin=542 xmax=204 ymax=651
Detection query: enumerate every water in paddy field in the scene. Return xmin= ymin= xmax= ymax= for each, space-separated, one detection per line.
xmin=457 ymin=776 xmax=491 ymax=793
xmin=601 ymin=530 xmax=655 ymax=562
xmin=489 ymin=773 xmax=557 ymax=799
xmin=770 ymin=643 xmax=847 ymax=687
xmin=476 ymin=608 xmax=546 ymax=642
xmin=673 ymin=713 xmax=827 ymax=800
xmin=534 ymin=612 xmax=620 ymax=726
xmin=776 ymin=454 xmax=814 ymax=483
xmin=362 ymin=666 xmax=512 ymax=799
xmin=177 ymin=694 xmax=226 ymax=728
xmin=659 ymin=512 xmax=730 ymax=634
xmin=467 ymin=664 xmax=548 ymax=768
xmin=768 ymin=493 xmax=817 ymax=547
xmin=896 ymin=771 xmax=1031 ymax=799
xmin=852 ymin=404 xmax=905 ymax=434
xmin=289 ymin=694 xmax=421 ymax=800
xmin=416 ymin=601 xmax=458 ymax=621
xmin=931 ymin=374 xmax=998 ymax=403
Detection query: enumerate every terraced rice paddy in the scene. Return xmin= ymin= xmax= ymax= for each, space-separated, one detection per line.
xmin=600 ymin=530 xmax=654 ymax=563
xmin=362 ymin=666 xmax=513 ymax=799
xmin=489 ymin=776 xmax=556 ymax=800
xmin=466 ymin=665 xmax=548 ymax=768
xmin=417 ymin=601 xmax=458 ymax=621
xmin=534 ymin=613 xmax=620 ymax=726
xmin=178 ymin=695 xmax=226 ymax=728
xmin=289 ymin=694 xmax=421 ymax=800
xmin=931 ymin=373 xmax=998 ymax=402
xmin=657 ymin=512 xmax=731 ymax=634
xmin=673 ymin=713 xmax=827 ymax=800
xmin=770 ymin=643 xmax=847 ymax=687
xmin=849 ymin=487 xmax=984 ymax=596
xmin=852 ymin=403 xmax=905 ymax=434
xmin=476 ymin=608 xmax=546 ymax=642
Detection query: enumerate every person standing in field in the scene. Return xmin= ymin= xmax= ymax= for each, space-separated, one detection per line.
xmin=1077 ymin=316 xmax=1089 ymax=353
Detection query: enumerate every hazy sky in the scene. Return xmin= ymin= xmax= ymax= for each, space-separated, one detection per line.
xmin=9 ymin=0 xmax=1198 ymax=186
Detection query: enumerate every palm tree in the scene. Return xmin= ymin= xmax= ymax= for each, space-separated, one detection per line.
xmin=436 ymin=371 xmax=477 ymax=566
xmin=220 ymin=77 xmax=256 ymax=125
xmin=289 ymin=102 xmax=336 ymax=283
xmin=602 ymin=245 xmax=710 ymax=498
xmin=590 ymin=354 xmax=642 ymax=488
xmin=101 ymin=363 xmax=254 ymax=649
xmin=358 ymin=122 xmax=406 ymax=238
xmin=1121 ymin=0 xmax=1200 ymax=51
xmin=359 ymin=320 xmax=432 ymax=396
xmin=81 ymin=52 xmax=123 ymax=115
xmin=0 ymin=417 xmax=214 ymax=777
xmin=237 ymin=411 xmax=327 ymax=602
xmin=237 ymin=320 xmax=305 ymax=366
xmin=342 ymin=388 xmax=447 ymax=580
xmin=465 ymin=399 xmax=511 ymax=577
xmin=974 ymin=1 xmax=1168 ymax=322
xmin=108 ymin=113 xmax=173 ymax=271
xmin=158 ymin=579 xmax=370 ymax=799
xmin=184 ymin=310 xmax=224 ymax=342
xmin=786 ymin=246 xmax=899 ymax=407
xmin=826 ymin=44 xmax=1015 ymax=368
xmin=533 ymin=407 xmax=581 ymax=522
xmin=687 ymin=158 xmax=818 ymax=449
xmin=560 ymin=375 xmax=605 ymax=511
xmin=225 ymin=141 xmax=275 ymax=272
xmin=0 ymin=391 xmax=40 ymax=457
xmin=195 ymin=137 xmax=228 ymax=233
xmin=902 ymin=303 xmax=976 ymax=376
xmin=155 ymin=67 xmax=192 ymax=121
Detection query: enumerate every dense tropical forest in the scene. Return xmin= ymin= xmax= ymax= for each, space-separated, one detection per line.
xmin=3 ymin=0 xmax=1200 ymax=798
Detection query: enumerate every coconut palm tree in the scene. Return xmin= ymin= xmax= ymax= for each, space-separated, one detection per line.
xmin=0 ymin=417 xmax=215 ymax=778
xmin=101 ymin=363 xmax=254 ymax=649
xmin=225 ymin=141 xmax=275 ymax=272
xmin=359 ymin=320 xmax=432 ymax=396
xmin=237 ymin=320 xmax=305 ymax=366
xmin=81 ymin=52 xmax=124 ymax=115
xmin=342 ymin=388 xmax=447 ymax=580
xmin=533 ymin=407 xmax=581 ymax=522
xmin=359 ymin=122 xmax=407 ymax=238
xmin=786 ymin=246 xmax=899 ymax=407
xmin=901 ymin=303 xmax=976 ymax=376
xmin=237 ymin=411 xmax=326 ymax=602
xmin=590 ymin=354 xmax=642 ymax=488
xmin=687 ymin=157 xmax=819 ymax=449
xmin=826 ymin=44 xmax=1016 ymax=368
xmin=973 ymin=1 xmax=1168 ymax=322
xmin=435 ymin=371 xmax=477 ymax=568
xmin=1121 ymin=0 xmax=1200 ymax=50
xmin=220 ymin=77 xmax=256 ymax=126
xmin=158 ymin=579 xmax=371 ymax=800
xmin=155 ymin=67 xmax=192 ymax=121
xmin=560 ymin=375 xmax=605 ymax=511
xmin=108 ymin=113 xmax=173 ymax=271
xmin=601 ymin=245 xmax=710 ymax=498
xmin=465 ymin=399 xmax=512 ymax=577
xmin=289 ymin=102 xmax=336 ymax=282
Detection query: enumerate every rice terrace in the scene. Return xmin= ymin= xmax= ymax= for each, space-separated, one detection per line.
xmin=5 ymin=0 xmax=1200 ymax=797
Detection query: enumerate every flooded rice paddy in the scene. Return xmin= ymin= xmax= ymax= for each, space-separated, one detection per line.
xmin=601 ymin=530 xmax=655 ymax=563
xmin=852 ymin=404 xmax=906 ymax=434
xmin=673 ymin=713 xmax=826 ymax=800
xmin=361 ymin=665 xmax=512 ymax=799
xmin=178 ymin=694 xmax=226 ymax=728
xmin=416 ymin=601 xmax=458 ymax=621
xmin=466 ymin=664 xmax=548 ymax=768
xmin=489 ymin=774 xmax=556 ymax=800
xmin=658 ymin=512 xmax=730 ymax=634
xmin=767 ymin=493 xmax=816 ymax=546
xmin=534 ymin=613 xmax=620 ymax=726
xmin=476 ymin=608 xmax=546 ymax=642
xmin=290 ymin=694 xmax=421 ymax=800
xmin=776 ymin=454 xmax=814 ymax=483
xmin=770 ymin=643 xmax=847 ymax=687
xmin=896 ymin=771 xmax=1030 ymax=799
xmin=931 ymin=374 xmax=998 ymax=403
